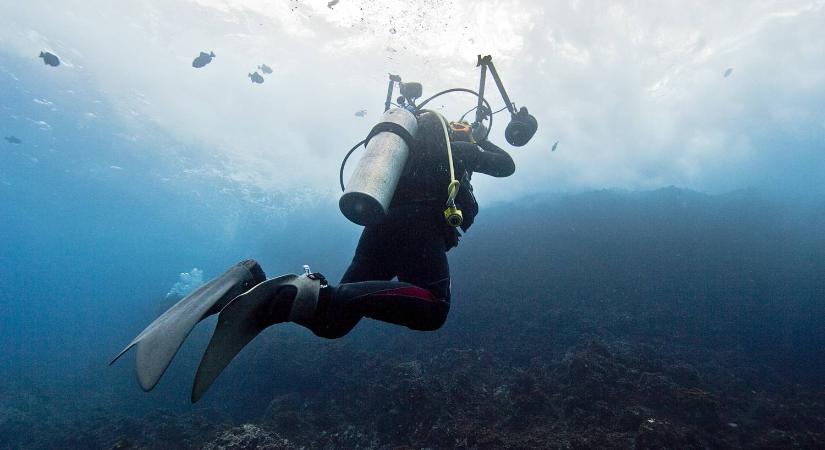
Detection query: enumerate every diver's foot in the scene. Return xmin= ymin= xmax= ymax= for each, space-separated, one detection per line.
xmin=110 ymin=259 xmax=266 ymax=391
xmin=192 ymin=271 xmax=325 ymax=402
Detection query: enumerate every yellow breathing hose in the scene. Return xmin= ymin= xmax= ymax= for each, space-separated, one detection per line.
xmin=422 ymin=109 xmax=463 ymax=227
xmin=422 ymin=110 xmax=459 ymax=207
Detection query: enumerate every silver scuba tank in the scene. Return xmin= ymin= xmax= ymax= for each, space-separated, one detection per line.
xmin=339 ymin=107 xmax=418 ymax=225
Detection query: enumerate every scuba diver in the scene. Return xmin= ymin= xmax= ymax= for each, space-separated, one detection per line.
xmin=112 ymin=55 xmax=537 ymax=402
xmin=319 ymin=110 xmax=515 ymax=338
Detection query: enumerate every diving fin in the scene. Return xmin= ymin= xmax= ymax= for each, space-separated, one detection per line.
xmin=110 ymin=260 xmax=266 ymax=391
xmin=191 ymin=273 xmax=322 ymax=402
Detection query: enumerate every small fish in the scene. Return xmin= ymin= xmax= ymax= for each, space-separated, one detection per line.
xmin=258 ymin=64 xmax=273 ymax=74
xmin=551 ymin=141 xmax=558 ymax=152
xmin=39 ymin=51 xmax=60 ymax=67
xmin=354 ymin=109 xmax=367 ymax=117
xmin=724 ymin=68 xmax=733 ymax=78
xmin=327 ymin=0 xmax=339 ymax=9
xmin=192 ymin=51 xmax=216 ymax=68
xmin=248 ymin=72 xmax=264 ymax=84
xmin=4 ymin=136 xmax=22 ymax=144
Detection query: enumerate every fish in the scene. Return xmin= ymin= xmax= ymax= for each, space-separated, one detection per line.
xmin=258 ymin=64 xmax=273 ymax=74
xmin=4 ymin=136 xmax=22 ymax=144
xmin=248 ymin=72 xmax=264 ymax=84
xmin=354 ymin=109 xmax=367 ymax=117
xmin=551 ymin=141 xmax=558 ymax=152
xmin=192 ymin=51 xmax=216 ymax=68
xmin=724 ymin=68 xmax=733 ymax=78
xmin=38 ymin=51 xmax=60 ymax=67
xmin=327 ymin=0 xmax=339 ymax=9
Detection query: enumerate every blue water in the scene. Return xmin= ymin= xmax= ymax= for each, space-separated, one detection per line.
xmin=0 ymin=53 xmax=357 ymax=398
xmin=3 ymin=46 xmax=825 ymax=448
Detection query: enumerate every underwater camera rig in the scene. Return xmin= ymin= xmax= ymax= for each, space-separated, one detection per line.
xmin=339 ymin=55 xmax=538 ymax=227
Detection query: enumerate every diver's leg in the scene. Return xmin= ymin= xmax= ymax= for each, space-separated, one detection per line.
xmin=191 ymin=223 xmax=448 ymax=399
xmin=313 ymin=216 xmax=450 ymax=338
xmin=323 ymin=280 xmax=449 ymax=332
xmin=341 ymin=223 xmax=398 ymax=283
xmin=316 ymin=224 xmax=398 ymax=338
xmin=313 ymin=226 xmax=451 ymax=337
xmin=394 ymin=224 xmax=452 ymax=329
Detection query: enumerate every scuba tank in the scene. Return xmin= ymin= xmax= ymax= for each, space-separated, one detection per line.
xmin=339 ymin=107 xmax=418 ymax=226
xmin=339 ymin=108 xmax=471 ymax=230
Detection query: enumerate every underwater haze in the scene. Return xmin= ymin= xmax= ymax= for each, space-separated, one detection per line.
xmin=2 ymin=1 xmax=825 ymax=448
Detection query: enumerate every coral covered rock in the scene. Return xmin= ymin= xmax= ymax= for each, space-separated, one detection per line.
xmin=204 ymin=424 xmax=294 ymax=450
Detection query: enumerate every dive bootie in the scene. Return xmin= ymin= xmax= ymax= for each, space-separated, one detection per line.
xmin=191 ymin=270 xmax=326 ymax=402
xmin=110 ymin=260 xmax=266 ymax=391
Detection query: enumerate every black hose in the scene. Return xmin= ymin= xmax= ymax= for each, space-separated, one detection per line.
xmin=417 ymin=88 xmax=494 ymax=141
xmin=459 ymin=105 xmax=477 ymax=122
xmin=417 ymin=88 xmax=490 ymax=112
xmin=459 ymin=104 xmax=508 ymax=123
xmin=340 ymin=139 xmax=367 ymax=191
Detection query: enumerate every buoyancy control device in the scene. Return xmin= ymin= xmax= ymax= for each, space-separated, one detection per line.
xmin=338 ymin=55 xmax=537 ymax=227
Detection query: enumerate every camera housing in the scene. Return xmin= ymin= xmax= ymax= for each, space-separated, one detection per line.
xmin=505 ymin=107 xmax=538 ymax=147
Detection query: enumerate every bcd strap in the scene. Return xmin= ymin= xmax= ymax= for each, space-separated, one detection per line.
xmin=364 ymin=121 xmax=416 ymax=149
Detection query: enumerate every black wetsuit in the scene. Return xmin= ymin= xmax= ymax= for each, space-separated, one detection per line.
xmin=313 ymin=113 xmax=515 ymax=338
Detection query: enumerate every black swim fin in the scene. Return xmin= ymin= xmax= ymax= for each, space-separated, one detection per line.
xmin=110 ymin=260 xmax=266 ymax=391
xmin=191 ymin=273 xmax=322 ymax=402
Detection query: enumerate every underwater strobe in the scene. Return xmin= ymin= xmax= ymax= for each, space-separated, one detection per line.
xmin=505 ymin=106 xmax=538 ymax=147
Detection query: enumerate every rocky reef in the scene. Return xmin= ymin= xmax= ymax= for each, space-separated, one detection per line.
xmin=2 ymin=189 xmax=823 ymax=449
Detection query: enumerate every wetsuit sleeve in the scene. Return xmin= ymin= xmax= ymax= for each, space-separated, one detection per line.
xmin=465 ymin=140 xmax=515 ymax=177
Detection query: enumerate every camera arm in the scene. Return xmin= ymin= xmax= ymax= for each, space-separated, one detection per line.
xmin=474 ymin=55 xmax=517 ymax=123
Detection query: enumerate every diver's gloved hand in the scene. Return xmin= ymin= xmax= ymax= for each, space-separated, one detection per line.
xmin=471 ymin=122 xmax=488 ymax=144
xmin=451 ymin=141 xmax=482 ymax=168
